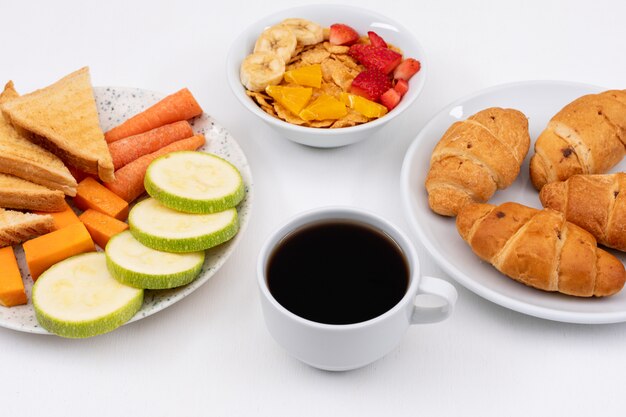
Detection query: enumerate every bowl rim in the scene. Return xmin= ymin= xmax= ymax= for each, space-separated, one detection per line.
xmin=226 ymin=3 xmax=428 ymax=136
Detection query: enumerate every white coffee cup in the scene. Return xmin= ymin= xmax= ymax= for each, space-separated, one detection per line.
xmin=257 ymin=206 xmax=458 ymax=371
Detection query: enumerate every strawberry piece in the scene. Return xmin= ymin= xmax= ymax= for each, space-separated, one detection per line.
xmin=393 ymin=58 xmax=421 ymax=81
xmin=329 ymin=23 xmax=359 ymax=46
xmin=367 ymin=31 xmax=387 ymax=48
xmin=350 ymin=69 xmax=392 ymax=102
xmin=394 ymin=79 xmax=409 ymax=96
xmin=380 ymin=88 xmax=402 ymax=111
xmin=349 ymin=44 xmax=402 ymax=74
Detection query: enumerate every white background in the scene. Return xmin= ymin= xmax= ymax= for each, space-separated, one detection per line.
xmin=2 ymin=0 xmax=626 ymax=416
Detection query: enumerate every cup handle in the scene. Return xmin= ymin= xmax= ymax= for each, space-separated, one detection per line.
xmin=410 ymin=276 xmax=458 ymax=324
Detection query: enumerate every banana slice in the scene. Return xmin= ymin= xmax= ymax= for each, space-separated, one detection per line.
xmin=240 ymin=51 xmax=285 ymax=92
xmin=280 ymin=18 xmax=324 ymax=46
xmin=254 ymin=25 xmax=297 ymax=63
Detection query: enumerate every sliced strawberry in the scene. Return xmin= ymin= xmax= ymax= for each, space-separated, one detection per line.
xmin=393 ymin=58 xmax=421 ymax=81
xmin=394 ymin=79 xmax=409 ymax=96
xmin=329 ymin=23 xmax=359 ymax=46
xmin=349 ymin=44 xmax=402 ymax=74
xmin=350 ymin=69 xmax=392 ymax=102
xmin=367 ymin=31 xmax=387 ymax=48
xmin=380 ymin=88 xmax=402 ymax=111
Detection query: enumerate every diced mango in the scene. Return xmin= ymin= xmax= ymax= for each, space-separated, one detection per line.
xmin=299 ymin=94 xmax=348 ymax=121
xmin=74 ymin=177 xmax=129 ymax=221
xmin=33 ymin=200 xmax=80 ymax=231
xmin=79 ymin=209 xmax=129 ymax=249
xmin=265 ymin=85 xmax=313 ymax=116
xmin=283 ymin=64 xmax=323 ymax=88
xmin=340 ymin=92 xmax=388 ymax=118
xmin=0 ymin=247 xmax=27 ymax=307
xmin=23 ymin=222 xmax=95 ymax=281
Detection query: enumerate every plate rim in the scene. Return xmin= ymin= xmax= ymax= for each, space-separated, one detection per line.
xmin=398 ymin=79 xmax=626 ymax=324
xmin=0 ymin=85 xmax=254 ymax=335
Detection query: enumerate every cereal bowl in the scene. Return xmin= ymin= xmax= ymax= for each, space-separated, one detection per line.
xmin=227 ymin=4 xmax=427 ymax=148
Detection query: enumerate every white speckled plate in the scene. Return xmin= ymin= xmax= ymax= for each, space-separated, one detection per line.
xmin=399 ymin=80 xmax=626 ymax=324
xmin=0 ymin=87 xmax=253 ymax=335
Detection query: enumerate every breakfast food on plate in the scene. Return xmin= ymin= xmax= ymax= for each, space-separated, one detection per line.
xmin=78 ymin=209 xmax=129 ymax=249
xmin=457 ymin=202 xmax=626 ymax=297
xmin=0 ymin=247 xmax=27 ymax=306
xmin=241 ymin=19 xmax=422 ymax=128
xmin=32 ymin=252 xmax=144 ymax=338
xmin=0 ymin=67 xmax=115 ymax=183
xmin=23 ymin=222 xmax=95 ymax=280
xmin=74 ymin=177 xmax=130 ymax=221
xmin=529 ymin=89 xmax=626 ymax=190
xmin=425 ymin=108 xmax=530 ymax=216
xmin=129 ymin=198 xmax=239 ymax=253
xmin=145 ymin=151 xmax=245 ymax=214
xmin=0 ymin=208 xmax=54 ymax=248
xmin=0 ymin=82 xmax=77 ymax=196
xmin=106 ymin=230 xmax=205 ymax=289
xmin=540 ymin=173 xmax=626 ymax=252
xmin=104 ymin=88 xmax=203 ymax=143
xmin=105 ymin=134 xmax=206 ymax=203
xmin=0 ymin=173 xmax=66 ymax=212
xmin=0 ymin=72 xmax=246 ymax=337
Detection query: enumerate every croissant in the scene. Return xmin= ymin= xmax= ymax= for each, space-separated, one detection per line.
xmin=425 ymin=107 xmax=530 ymax=216
xmin=456 ymin=202 xmax=625 ymax=297
xmin=540 ymin=173 xmax=626 ymax=252
xmin=530 ymin=90 xmax=626 ymax=190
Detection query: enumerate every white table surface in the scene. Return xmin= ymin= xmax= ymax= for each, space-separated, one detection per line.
xmin=2 ymin=0 xmax=626 ymax=415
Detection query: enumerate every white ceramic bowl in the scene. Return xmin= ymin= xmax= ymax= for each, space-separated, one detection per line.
xmin=227 ymin=4 xmax=427 ymax=148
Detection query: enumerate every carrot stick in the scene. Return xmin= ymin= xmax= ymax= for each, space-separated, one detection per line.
xmin=105 ymin=135 xmax=206 ymax=202
xmin=105 ymin=88 xmax=203 ymax=143
xmin=109 ymin=121 xmax=194 ymax=170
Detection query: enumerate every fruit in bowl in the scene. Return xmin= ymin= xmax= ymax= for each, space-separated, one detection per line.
xmin=239 ymin=18 xmax=422 ymax=129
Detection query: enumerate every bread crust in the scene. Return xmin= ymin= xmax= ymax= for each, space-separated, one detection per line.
xmin=456 ymin=201 xmax=625 ymax=297
xmin=426 ymin=108 xmax=530 ymax=216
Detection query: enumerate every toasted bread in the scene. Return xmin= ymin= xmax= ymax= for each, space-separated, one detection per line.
xmin=0 ymin=208 xmax=54 ymax=248
xmin=0 ymin=67 xmax=115 ymax=183
xmin=0 ymin=82 xmax=77 ymax=196
xmin=0 ymin=173 xmax=65 ymax=212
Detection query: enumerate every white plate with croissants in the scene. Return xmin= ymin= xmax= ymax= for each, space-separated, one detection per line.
xmin=401 ymin=80 xmax=626 ymax=323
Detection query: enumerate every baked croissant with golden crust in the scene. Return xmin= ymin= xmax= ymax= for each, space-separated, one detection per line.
xmin=456 ymin=202 xmax=625 ymax=297
xmin=540 ymin=173 xmax=626 ymax=252
xmin=530 ymin=90 xmax=626 ymax=190
xmin=425 ymin=107 xmax=530 ymax=216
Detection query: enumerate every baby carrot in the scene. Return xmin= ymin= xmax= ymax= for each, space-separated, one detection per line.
xmin=105 ymin=134 xmax=206 ymax=202
xmin=105 ymin=88 xmax=203 ymax=143
xmin=109 ymin=121 xmax=194 ymax=170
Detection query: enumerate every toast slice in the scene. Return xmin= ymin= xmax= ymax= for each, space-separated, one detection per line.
xmin=0 ymin=67 xmax=115 ymax=183
xmin=0 ymin=82 xmax=77 ymax=196
xmin=0 ymin=208 xmax=54 ymax=248
xmin=0 ymin=173 xmax=65 ymax=212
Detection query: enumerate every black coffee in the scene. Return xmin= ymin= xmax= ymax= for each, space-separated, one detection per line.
xmin=267 ymin=220 xmax=409 ymax=325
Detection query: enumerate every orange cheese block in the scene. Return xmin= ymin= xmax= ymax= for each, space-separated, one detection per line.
xmin=79 ymin=209 xmax=129 ymax=249
xmin=23 ymin=222 xmax=95 ymax=281
xmin=74 ymin=177 xmax=129 ymax=221
xmin=33 ymin=200 xmax=80 ymax=230
xmin=0 ymin=247 xmax=27 ymax=307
